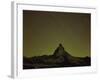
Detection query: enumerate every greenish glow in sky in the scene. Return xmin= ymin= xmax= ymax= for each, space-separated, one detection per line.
xmin=23 ymin=10 xmax=90 ymax=57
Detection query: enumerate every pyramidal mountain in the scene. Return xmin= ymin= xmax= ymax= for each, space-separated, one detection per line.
xmin=23 ymin=44 xmax=91 ymax=69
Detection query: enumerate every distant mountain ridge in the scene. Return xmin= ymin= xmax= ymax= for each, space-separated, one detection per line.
xmin=23 ymin=44 xmax=91 ymax=69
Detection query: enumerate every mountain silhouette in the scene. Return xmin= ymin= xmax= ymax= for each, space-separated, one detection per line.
xmin=23 ymin=44 xmax=91 ymax=69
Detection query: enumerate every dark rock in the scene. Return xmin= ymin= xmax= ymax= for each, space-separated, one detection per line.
xmin=23 ymin=44 xmax=91 ymax=69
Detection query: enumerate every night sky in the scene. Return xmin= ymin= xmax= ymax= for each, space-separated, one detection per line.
xmin=23 ymin=10 xmax=90 ymax=57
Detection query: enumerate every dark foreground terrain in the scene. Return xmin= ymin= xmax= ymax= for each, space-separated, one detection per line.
xmin=23 ymin=44 xmax=91 ymax=69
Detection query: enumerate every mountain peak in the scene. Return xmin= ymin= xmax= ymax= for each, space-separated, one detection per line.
xmin=59 ymin=43 xmax=63 ymax=47
xmin=53 ymin=43 xmax=65 ymax=57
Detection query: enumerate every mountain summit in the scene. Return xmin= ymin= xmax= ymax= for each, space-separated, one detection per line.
xmin=23 ymin=44 xmax=91 ymax=69
xmin=53 ymin=43 xmax=71 ymax=57
xmin=54 ymin=43 xmax=65 ymax=57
